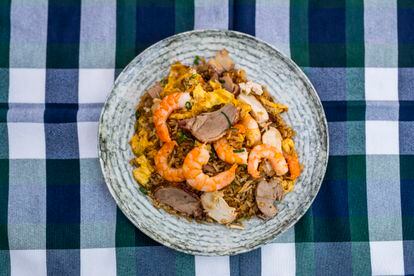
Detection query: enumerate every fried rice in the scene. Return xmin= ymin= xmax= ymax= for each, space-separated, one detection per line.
xmin=129 ymin=50 xmax=300 ymax=226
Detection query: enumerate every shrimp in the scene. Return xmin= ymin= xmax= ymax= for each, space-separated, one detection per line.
xmin=241 ymin=113 xmax=261 ymax=147
xmin=214 ymin=124 xmax=247 ymax=164
xmin=154 ymin=141 xmax=185 ymax=182
xmin=282 ymin=138 xmax=301 ymax=180
xmin=182 ymin=145 xmax=237 ymax=192
xmin=153 ymin=92 xmax=191 ymax=142
xmin=248 ymin=144 xmax=288 ymax=178
xmin=284 ymin=152 xmax=301 ymax=180
xmin=214 ymin=137 xmax=248 ymax=165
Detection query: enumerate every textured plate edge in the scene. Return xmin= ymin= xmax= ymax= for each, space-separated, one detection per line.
xmin=97 ymin=29 xmax=329 ymax=256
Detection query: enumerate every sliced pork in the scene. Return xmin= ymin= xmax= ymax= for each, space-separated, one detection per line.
xmin=256 ymin=179 xmax=284 ymax=218
xmin=179 ymin=104 xmax=239 ymax=143
xmin=208 ymin=49 xmax=235 ymax=75
xmin=154 ymin=186 xmax=202 ymax=217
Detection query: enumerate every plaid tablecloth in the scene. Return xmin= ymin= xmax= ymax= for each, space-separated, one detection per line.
xmin=0 ymin=0 xmax=413 ymax=275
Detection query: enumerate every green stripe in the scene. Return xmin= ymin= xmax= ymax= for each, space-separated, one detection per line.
xmin=0 ymin=0 xmax=10 ymax=68
xmin=351 ymin=242 xmax=371 ymax=275
xmin=345 ymin=1 xmax=369 ymax=270
xmin=0 ymin=160 xmax=9 ymax=250
xmin=308 ymin=0 xmax=346 ymax=67
xmin=346 ymin=68 xmax=364 ymax=101
xmin=0 ymin=1 xmax=9 ymax=274
xmin=175 ymin=0 xmax=194 ymax=33
xmin=175 ymin=252 xmax=195 ymax=276
xmin=116 ymin=209 xmax=137 ymax=275
xmin=290 ymin=0 xmax=309 ymax=67
xmin=295 ymin=212 xmax=315 ymax=275
xmin=115 ymin=0 xmax=137 ymax=69
xmin=346 ymin=0 xmax=364 ymax=67
xmin=347 ymin=156 xmax=371 ymax=274
xmin=401 ymin=155 xmax=414 ymax=240
xmin=347 ymin=156 xmax=368 ymax=240
xmin=116 ymin=247 xmax=137 ymax=276
xmin=295 ymin=242 xmax=315 ymax=276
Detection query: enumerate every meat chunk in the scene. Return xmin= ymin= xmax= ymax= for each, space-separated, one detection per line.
xmin=262 ymin=127 xmax=283 ymax=152
xmin=146 ymin=82 xmax=162 ymax=99
xmin=220 ymin=74 xmax=239 ymax=95
xmin=196 ymin=64 xmax=218 ymax=82
xmin=238 ymin=81 xmax=263 ymax=95
xmin=237 ymin=93 xmax=269 ymax=124
xmin=201 ymin=191 xmax=237 ymax=224
xmin=179 ymin=104 xmax=239 ymax=143
xmin=154 ymin=187 xmax=202 ymax=217
xmin=208 ymin=49 xmax=235 ymax=75
xmin=256 ymin=179 xmax=284 ymax=218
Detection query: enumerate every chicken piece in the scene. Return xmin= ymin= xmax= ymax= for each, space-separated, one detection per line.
xmin=196 ymin=63 xmax=218 ymax=82
xmin=220 ymin=74 xmax=239 ymax=95
xmin=262 ymin=127 xmax=283 ymax=152
xmin=179 ymin=104 xmax=239 ymax=143
xmin=201 ymin=191 xmax=237 ymax=224
xmin=237 ymin=93 xmax=269 ymax=124
xmin=154 ymin=187 xmax=202 ymax=217
xmin=208 ymin=49 xmax=235 ymax=75
xmin=238 ymin=81 xmax=263 ymax=95
xmin=256 ymin=179 xmax=284 ymax=218
xmin=146 ymin=82 xmax=163 ymax=99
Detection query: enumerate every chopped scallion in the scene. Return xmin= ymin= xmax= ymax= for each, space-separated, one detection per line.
xmin=139 ymin=186 xmax=148 ymax=195
xmin=185 ymin=101 xmax=192 ymax=110
xmin=194 ymin=55 xmax=200 ymax=65
xmin=220 ymin=111 xmax=232 ymax=128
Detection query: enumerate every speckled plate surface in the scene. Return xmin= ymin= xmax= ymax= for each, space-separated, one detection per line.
xmin=98 ymin=30 xmax=328 ymax=256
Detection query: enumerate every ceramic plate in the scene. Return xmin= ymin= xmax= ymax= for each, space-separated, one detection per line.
xmin=98 ymin=30 xmax=328 ymax=256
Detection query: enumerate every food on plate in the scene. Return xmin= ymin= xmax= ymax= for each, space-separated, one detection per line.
xmin=130 ymin=49 xmax=302 ymax=227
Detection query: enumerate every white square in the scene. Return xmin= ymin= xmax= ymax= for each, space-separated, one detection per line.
xmin=9 ymin=68 xmax=45 ymax=103
xmin=8 ymin=123 xmax=45 ymax=159
xmin=370 ymin=241 xmax=404 ymax=275
xmin=261 ymin=243 xmax=296 ymax=276
xmin=195 ymin=256 xmax=230 ymax=276
xmin=10 ymin=249 xmax=46 ymax=276
xmin=81 ymin=248 xmax=116 ymax=276
xmin=365 ymin=68 xmax=398 ymax=101
xmin=78 ymin=69 xmax=115 ymax=103
xmin=366 ymin=121 xmax=399 ymax=155
xmin=78 ymin=122 xmax=98 ymax=158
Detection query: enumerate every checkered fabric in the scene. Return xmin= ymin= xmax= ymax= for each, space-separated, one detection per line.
xmin=0 ymin=0 xmax=413 ymax=275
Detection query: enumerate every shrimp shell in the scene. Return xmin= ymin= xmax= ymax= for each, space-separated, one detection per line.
xmin=154 ymin=141 xmax=186 ymax=182
xmin=153 ymin=92 xmax=190 ymax=142
xmin=182 ymin=145 xmax=237 ymax=192
xmin=247 ymin=144 xmax=288 ymax=178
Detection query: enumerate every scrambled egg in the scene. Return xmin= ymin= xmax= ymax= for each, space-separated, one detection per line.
xmin=132 ymin=155 xmax=154 ymax=186
xmin=170 ymin=83 xmax=250 ymax=120
xmin=162 ymin=62 xmax=203 ymax=96
xmin=282 ymin=138 xmax=295 ymax=154
xmin=259 ymin=96 xmax=288 ymax=116
xmin=130 ymin=116 xmax=154 ymax=156
xmin=282 ymin=180 xmax=295 ymax=193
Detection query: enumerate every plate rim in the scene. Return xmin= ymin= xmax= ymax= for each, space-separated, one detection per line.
xmin=98 ymin=29 xmax=329 ymax=256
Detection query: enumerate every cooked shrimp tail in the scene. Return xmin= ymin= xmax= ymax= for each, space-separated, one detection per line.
xmin=183 ymin=145 xmax=237 ymax=192
xmin=248 ymin=144 xmax=288 ymax=178
xmin=154 ymin=141 xmax=185 ymax=182
xmin=241 ymin=113 xmax=261 ymax=147
xmin=284 ymin=152 xmax=301 ymax=180
xmin=214 ymin=137 xmax=248 ymax=164
xmin=282 ymin=138 xmax=301 ymax=180
xmin=153 ymin=92 xmax=191 ymax=142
